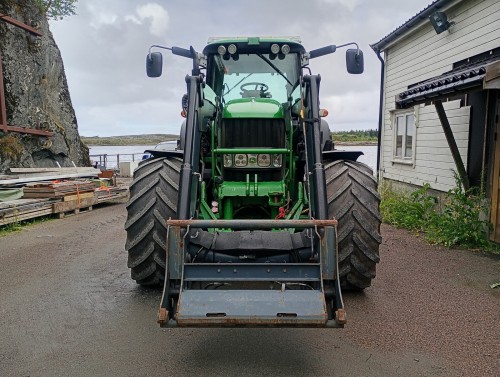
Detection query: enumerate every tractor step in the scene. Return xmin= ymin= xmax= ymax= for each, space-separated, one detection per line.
xmin=175 ymin=289 xmax=328 ymax=327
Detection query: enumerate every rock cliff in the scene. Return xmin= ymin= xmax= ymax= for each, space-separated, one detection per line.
xmin=0 ymin=0 xmax=90 ymax=172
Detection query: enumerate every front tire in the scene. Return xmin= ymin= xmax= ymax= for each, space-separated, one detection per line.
xmin=325 ymin=160 xmax=382 ymax=290
xmin=124 ymin=157 xmax=181 ymax=286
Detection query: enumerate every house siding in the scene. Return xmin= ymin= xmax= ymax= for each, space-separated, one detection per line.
xmin=380 ymin=0 xmax=500 ymax=192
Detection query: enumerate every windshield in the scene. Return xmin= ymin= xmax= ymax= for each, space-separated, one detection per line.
xmin=209 ymin=53 xmax=300 ymax=103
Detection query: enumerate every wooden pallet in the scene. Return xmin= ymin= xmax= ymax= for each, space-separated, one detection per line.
xmin=55 ymin=205 xmax=93 ymax=219
xmin=52 ymin=196 xmax=98 ymax=218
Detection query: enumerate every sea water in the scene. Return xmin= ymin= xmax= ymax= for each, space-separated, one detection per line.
xmin=87 ymin=145 xmax=378 ymax=173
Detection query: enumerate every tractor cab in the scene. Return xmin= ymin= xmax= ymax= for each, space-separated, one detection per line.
xmin=203 ymin=37 xmax=303 ymax=102
xmin=201 ymin=38 xmax=307 ymax=220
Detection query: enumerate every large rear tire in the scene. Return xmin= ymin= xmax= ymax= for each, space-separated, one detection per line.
xmin=325 ymin=160 xmax=382 ymax=290
xmin=124 ymin=157 xmax=181 ymax=286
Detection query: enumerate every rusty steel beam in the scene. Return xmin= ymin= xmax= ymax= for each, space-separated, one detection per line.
xmin=2 ymin=125 xmax=53 ymax=136
xmin=1 ymin=49 xmax=54 ymax=137
xmin=1 ymin=52 xmax=52 ymax=136
xmin=0 ymin=13 xmax=43 ymax=36
xmin=0 ymin=52 xmax=7 ymax=133
xmin=167 ymin=219 xmax=338 ymax=229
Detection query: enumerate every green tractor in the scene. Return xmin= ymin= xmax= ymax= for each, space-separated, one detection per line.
xmin=125 ymin=37 xmax=381 ymax=327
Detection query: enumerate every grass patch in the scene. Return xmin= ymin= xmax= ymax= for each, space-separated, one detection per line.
xmin=0 ymin=134 xmax=24 ymax=161
xmin=380 ymin=174 xmax=499 ymax=254
xmin=0 ymin=216 xmax=53 ymax=237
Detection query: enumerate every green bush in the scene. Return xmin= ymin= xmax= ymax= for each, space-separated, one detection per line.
xmin=331 ymin=129 xmax=378 ymax=143
xmin=380 ymin=175 xmax=492 ymax=250
xmin=380 ymin=182 xmax=437 ymax=231
xmin=428 ymin=174 xmax=491 ymax=248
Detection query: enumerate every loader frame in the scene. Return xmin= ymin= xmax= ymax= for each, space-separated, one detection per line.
xmin=155 ymin=70 xmax=346 ymax=327
xmin=159 ymin=219 xmax=345 ymax=327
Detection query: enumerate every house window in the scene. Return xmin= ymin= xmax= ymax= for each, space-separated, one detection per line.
xmin=394 ymin=112 xmax=414 ymax=160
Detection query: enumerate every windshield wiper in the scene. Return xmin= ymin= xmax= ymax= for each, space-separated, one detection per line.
xmin=257 ymin=54 xmax=294 ymax=88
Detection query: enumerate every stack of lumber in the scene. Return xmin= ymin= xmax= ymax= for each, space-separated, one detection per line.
xmin=0 ymin=167 xmax=100 ymax=186
xmin=0 ymin=198 xmax=56 ymax=226
xmin=0 ymin=167 xmax=128 ymax=226
xmin=95 ymin=186 xmax=128 ymax=203
xmin=23 ymin=181 xmax=95 ymax=199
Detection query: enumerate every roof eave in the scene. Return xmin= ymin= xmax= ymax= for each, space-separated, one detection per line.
xmin=370 ymin=0 xmax=459 ymax=52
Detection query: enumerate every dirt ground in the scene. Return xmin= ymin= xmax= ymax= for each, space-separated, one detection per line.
xmin=0 ymin=203 xmax=498 ymax=377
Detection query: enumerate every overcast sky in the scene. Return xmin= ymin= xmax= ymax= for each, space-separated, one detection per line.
xmin=49 ymin=0 xmax=433 ymax=137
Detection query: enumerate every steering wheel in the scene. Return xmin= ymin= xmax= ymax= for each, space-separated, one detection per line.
xmin=240 ymin=82 xmax=269 ymax=92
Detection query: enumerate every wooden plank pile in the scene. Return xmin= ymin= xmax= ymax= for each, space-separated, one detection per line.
xmin=20 ymin=180 xmax=99 ymax=218
xmin=95 ymin=186 xmax=129 ymax=203
xmin=52 ymin=194 xmax=98 ymax=219
xmin=0 ymin=167 xmax=100 ymax=186
xmin=0 ymin=198 xmax=56 ymax=226
xmin=23 ymin=180 xmax=95 ymax=198
xmin=0 ymin=167 xmax=130 ymax=226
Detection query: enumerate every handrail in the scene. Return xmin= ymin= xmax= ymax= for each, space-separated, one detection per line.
xmin=89 ymin=153 xmax=145 ymax=170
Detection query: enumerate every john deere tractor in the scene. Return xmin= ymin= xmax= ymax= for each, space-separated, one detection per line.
xmin=125 ymin=37 xmax=381 ymax=327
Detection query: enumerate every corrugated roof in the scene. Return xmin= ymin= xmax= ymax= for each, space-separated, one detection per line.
xmin=370 ymin=0 xmax=455 ymax=52
xmin=396 ymin=54 xmax=500 ymax=108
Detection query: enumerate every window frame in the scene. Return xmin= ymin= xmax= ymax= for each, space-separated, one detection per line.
xmin=392 ymin=108 xmax=417 ymax=166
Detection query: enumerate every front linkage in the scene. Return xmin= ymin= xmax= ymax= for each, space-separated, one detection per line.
xmin=157 ymin=71 xmax=345 ymax=327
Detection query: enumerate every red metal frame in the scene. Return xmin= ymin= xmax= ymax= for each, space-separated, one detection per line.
xmin=0 ymin=52 xmax=6 ymax=133
xmin=0 ymin=12 xmax=53 ymax=136
xmin=0 ymin=13 xmax=43 ymax=36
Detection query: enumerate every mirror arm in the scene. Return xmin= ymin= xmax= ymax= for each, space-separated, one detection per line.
xmin=336 ymin=42 xmax=360 ymax=55
xmin=148 ymin=44 xmax=172 ymax=59
xmin=148 ymin=44 xmax=194 ymax=59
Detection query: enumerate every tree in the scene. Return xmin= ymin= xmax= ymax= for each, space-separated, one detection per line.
xmin=35 ymin=0 xmax=78 ymax=20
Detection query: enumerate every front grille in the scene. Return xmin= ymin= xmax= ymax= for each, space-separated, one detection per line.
xmin=221 ymin=118 xmax=285 ymax=148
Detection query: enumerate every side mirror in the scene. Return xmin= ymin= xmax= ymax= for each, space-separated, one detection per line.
xmin=146 ymin=52 xmax=163 ymax=77
xmin=346 ymin=49 xmax=363 ymax=74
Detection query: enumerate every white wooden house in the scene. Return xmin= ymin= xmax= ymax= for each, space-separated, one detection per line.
xmin=371 ymin=0 xmax=500 ymax=240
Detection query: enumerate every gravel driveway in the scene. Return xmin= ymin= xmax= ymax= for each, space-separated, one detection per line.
xmin=0 ymin=203 xmax=498 ymax=376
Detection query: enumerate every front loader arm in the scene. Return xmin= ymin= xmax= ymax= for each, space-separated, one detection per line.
xmin=177 ymin=75 xmax=204 ymax=220
xmin=302 ymin=75 xmax=328 ymax=220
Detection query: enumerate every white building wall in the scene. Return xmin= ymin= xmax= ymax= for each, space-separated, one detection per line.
xmin=380 ymin=0 xmax=500 ymax=192
xmin=383 ymin=101 xmax=470 ymax=190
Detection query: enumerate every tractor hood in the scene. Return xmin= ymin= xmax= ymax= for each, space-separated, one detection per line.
xmin=223 ymin=98 xmax=284 ymax=119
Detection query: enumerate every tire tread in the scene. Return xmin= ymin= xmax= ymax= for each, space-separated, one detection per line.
xmin=325 ymin=160 xmax=381 ymax=290
xmin=124 ymin=157 xmax=181 ymax=286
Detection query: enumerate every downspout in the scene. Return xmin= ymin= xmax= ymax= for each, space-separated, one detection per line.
xmin=374 ymin=48 xmax=385 ymax=175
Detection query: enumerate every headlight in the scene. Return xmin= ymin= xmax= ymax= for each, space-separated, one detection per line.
xmin=228 ymin=44 xmax=237 ymax=55
xmin=270 ymin=43 xmax=280 ymax=54
xmin=281 ymin=44 xmax=290 ymax=54
xmin=234 ymin=154 xmax=248 ymax=167
xmin=273 ymin=154 xmax=282 ymax=167
xmin=223 ymin=154 xmax=233 ymax=167
xmin=257 ymin=154 xmax=271 ymax=167
xmin=217 ymin=45 xmax=226 ymax=55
